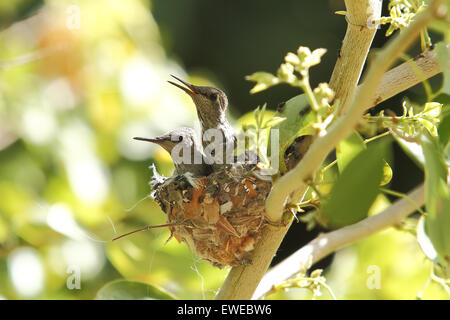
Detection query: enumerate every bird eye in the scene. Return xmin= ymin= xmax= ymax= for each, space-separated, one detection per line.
xmin=209 ymin=93 xmax=218 ymax=101
xmin=177 ymin=136 xmax=183 ymax=142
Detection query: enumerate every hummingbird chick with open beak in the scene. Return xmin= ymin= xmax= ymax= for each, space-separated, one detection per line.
xmin=134 ymin=127 xmax=212 ymax=179
xmin=168 ymin=75 xmax=236 ymax=167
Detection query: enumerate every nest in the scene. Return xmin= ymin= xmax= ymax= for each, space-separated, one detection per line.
xmin=153 ymin=164 xmax=272 ymax=268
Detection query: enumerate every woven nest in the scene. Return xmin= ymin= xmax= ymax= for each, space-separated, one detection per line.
xmin=153 ymin=164 xmax=272 ymax=268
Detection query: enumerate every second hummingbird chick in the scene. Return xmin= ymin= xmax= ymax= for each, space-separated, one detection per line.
xmin=284 ymin=135 xmax=314 ymax=172
xmin=134 ymin=127 xmax=212 ymax=178
xmin=168 ymin=75 xmax=236 ymax=167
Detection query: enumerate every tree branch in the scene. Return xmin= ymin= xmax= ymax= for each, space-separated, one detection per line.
xmin=367 ymin=44 xmax=450 ymax=107
xmin=215 ymin=183 xmax=309 ymax=300
xmin=253 ymin=184 xmax=425 ymax=299
xmin=329 ymin=0 xmax=382 ymax=115
xmin=215 ymin=220 xmax=293 ymax=300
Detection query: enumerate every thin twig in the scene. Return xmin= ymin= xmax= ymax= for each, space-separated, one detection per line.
xmin=111 ymin=223 xmax=179 ymax=241
xmin=379 ymin=187 xmax=426 ymax=216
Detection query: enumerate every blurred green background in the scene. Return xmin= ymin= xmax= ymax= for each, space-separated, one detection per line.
xmin=0 ymin=0 xmax=447 ymax=299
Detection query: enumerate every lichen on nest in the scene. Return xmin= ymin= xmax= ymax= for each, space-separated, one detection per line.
xmin=152 ymin=163 xmax=272 ymax=268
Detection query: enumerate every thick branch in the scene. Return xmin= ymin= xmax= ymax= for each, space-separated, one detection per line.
xmin=253 ymin=184 xmax=425 ymax=299
xmin=215 ymin=183 xmax=308 ymax=300
xmin=329 ymin=0 xmax=382 ymax=114
xmin=367 ymin=44 xmax=450 ymax=106
xmin=215 ymin=221 xmax=293 ymax=300
xmin=265 ymin=0 xmax=445 ymax=221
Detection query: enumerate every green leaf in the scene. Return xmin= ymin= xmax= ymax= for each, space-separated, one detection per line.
xmin=96 ymin=279 xmax=176 ymax=300
xmin=438 ymin=113 xmax=450 ymax=150
xmin=435 ymin=42 xmax=450 ymax=96
xmin=438 ymin=113 xmax=450 ymax=165
xmin=336 ymin=131 xmax=366 ymax=172
xmin=422 ymin=102 xmax=442 ymax=118
xmin=320 ymin=140 xmax=388 ymax=229
xmin=418 ymin=118 xmax=438 ymax=136
xmin=422 ymin=132 xmax=450 ymax=268
xmin=337 ymin=132 xmax=392 ymax=185
xmin=262 ymin=116 xmax=287 ymax=129
xmin=238 ymin=109 xmax=276 ymax=128
xmin=268 ymin=94 xmax=315 ymax=172
xmin=245 ymin=72 xmax=280 ymax=93
xmin=417 ymin=216 xmax=438 ymax=261
xmin=380 ymin=161 xmax=393 ymax=186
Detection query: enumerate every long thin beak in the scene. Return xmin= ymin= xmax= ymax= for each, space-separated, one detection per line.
xmin=133 ymin=136 xmax=166 ymax=144
xmin=168 ymin=75 xmax=198 ymax=96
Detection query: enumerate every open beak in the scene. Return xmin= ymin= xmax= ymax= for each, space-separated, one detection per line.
xmin=168 ymin=75 xmax=198 ymax=96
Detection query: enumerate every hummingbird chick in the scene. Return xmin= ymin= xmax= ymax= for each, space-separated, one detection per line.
xmin=284 ymin=135 xmax=314 ymax=172
xmin=134 ymin=127 xmax=212 ymax=178
xmin=168 ymin=75 xmax=236 ymax=167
